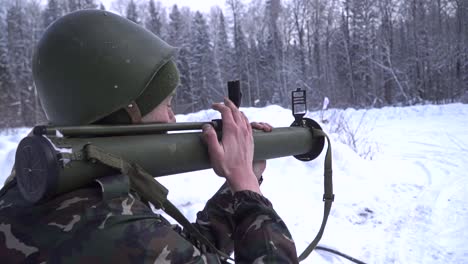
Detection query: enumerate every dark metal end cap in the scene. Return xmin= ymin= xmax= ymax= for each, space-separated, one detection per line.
xmin=291 ymin=118 xmax=325 ymax=162
xmin=15 ymin=136 xmax=60 ymax=204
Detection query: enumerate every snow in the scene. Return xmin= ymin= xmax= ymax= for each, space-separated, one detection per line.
xmin=1 ymin=103 xmax=468 ymax=263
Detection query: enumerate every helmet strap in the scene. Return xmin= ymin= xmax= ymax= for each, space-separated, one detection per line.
xmin=125 ymin=101 xmax=142 ymax=124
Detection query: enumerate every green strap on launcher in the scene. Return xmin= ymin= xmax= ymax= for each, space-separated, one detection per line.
xmin=85 ymin=145 xmax=233 ymax=261
xmin=298 ymin=128 xmax=334 ymax=261
xmin=85 ymin=127 xmax=334 ymax=263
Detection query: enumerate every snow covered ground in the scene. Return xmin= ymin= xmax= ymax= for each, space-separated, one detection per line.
xmin=1 ymin=103 xmax=467 ymax=263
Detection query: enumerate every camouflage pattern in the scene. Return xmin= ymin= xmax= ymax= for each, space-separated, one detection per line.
xmin=0 ymin=175 xmax=298 ymax=263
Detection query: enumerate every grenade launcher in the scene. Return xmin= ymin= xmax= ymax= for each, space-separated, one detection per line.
xmin=14 ymin=81 xmax=334 ymax=261
xmin=15 ymin=81 xmax=327 ymax=204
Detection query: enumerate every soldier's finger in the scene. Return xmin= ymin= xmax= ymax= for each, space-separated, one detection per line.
xmin=202 ymin=124 xmax=224 ymax=158
xmin=260 ymin=122 xmax=273 ymax=132
xmin=212 ymin=103 xmax=235 ymax=127
xmin=224 ymin=97 xmax=242 ymax=124
xmin=241 ymin=112 xmax=252 ymax=136
xmin=251 ymin=122 xmax=262 ymax=130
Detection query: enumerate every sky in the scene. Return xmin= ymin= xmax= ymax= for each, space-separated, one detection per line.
xmin=2 ymin=103 xmax=468 ymax=263
xmin=101 ymin=0 xmax=226 ymax=13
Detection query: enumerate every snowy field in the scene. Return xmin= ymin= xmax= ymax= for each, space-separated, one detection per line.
xmin=1 ymin=103 xmax=467 ymax=263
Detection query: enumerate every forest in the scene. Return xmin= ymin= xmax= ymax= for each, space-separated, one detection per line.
xmin=0 ymin=0 xmax=467 ymax=128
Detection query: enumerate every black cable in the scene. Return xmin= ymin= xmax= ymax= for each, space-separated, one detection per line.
xmin=315 ymin=245 xmax=367 ymax=264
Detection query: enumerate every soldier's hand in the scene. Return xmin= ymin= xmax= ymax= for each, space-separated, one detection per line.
xmin=202 ymin=97 xmax=261 ymax=194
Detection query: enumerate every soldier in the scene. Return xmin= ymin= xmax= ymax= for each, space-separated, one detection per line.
xmin=0 ymin=10 xmax=298 ymax=263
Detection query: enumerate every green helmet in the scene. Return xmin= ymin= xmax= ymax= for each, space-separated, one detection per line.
xmin=33 ymin=10 xmax=180 ymax=126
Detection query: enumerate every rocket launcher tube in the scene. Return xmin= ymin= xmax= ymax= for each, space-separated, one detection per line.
xmin=16 ymin=120 xmax=324 ymax=204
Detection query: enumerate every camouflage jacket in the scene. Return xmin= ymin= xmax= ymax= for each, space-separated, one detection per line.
xmin=0 ymin=174 xmax=298 ymax=263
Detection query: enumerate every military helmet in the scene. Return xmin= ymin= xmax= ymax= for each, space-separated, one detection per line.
xmin=33 ymin=10 xmax=179 ymax=126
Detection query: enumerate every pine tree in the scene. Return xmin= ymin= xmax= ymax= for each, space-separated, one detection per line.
xmin=189 ymin=12 xmax=206 ymax=108
xmin=290 ymin=0 xmax=308 ymax=78
xmin=227 ymin=0 xmax=253 ymax=106
xmin=343 ymin=0 xmax=378 ymax=105
xmin=26 ymin=0 xmax=47 ymax=124
xmin=234 ymin=24 xmax=252 ymax=106
xmin=68 ymin=0 xmax=98 ymax=11
xmin=190 ymin=12 xmax=222 ymax=108
xmin=264 ymin=0 xmax=284 ymax=105
xmin=146 ymin=0 xmax=162 ymax=36
xmin=212 ymin=9 xmax=232 ymax=88
xmin=332 ymin=10 xmax=356 ymax=106
xmin=168 ymin=5 xmax=183 ymax=46
xmin=43 ymin=0 xmax=62 ymax=28
xmin=457 ymin=0 xmax=468 ymax=97
xmin=126 ymin=0 xmax=140 ymax=24
xmin=68 ymin=0 xmax=79 ymax=12
xmin=7 ymin=2 xmax=33 ymax=126
xmin=168 ymin=5 xmax=194 ymax=112
xmin=410 ymin=0 xmax=429 ymax=101
xmin=0 ymin=12 xmax=13 ymax=128
xmin=248 ymin=36 xmax=262 ymax=106
xmin=83 ymin=0 xmax=98 ymax=9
